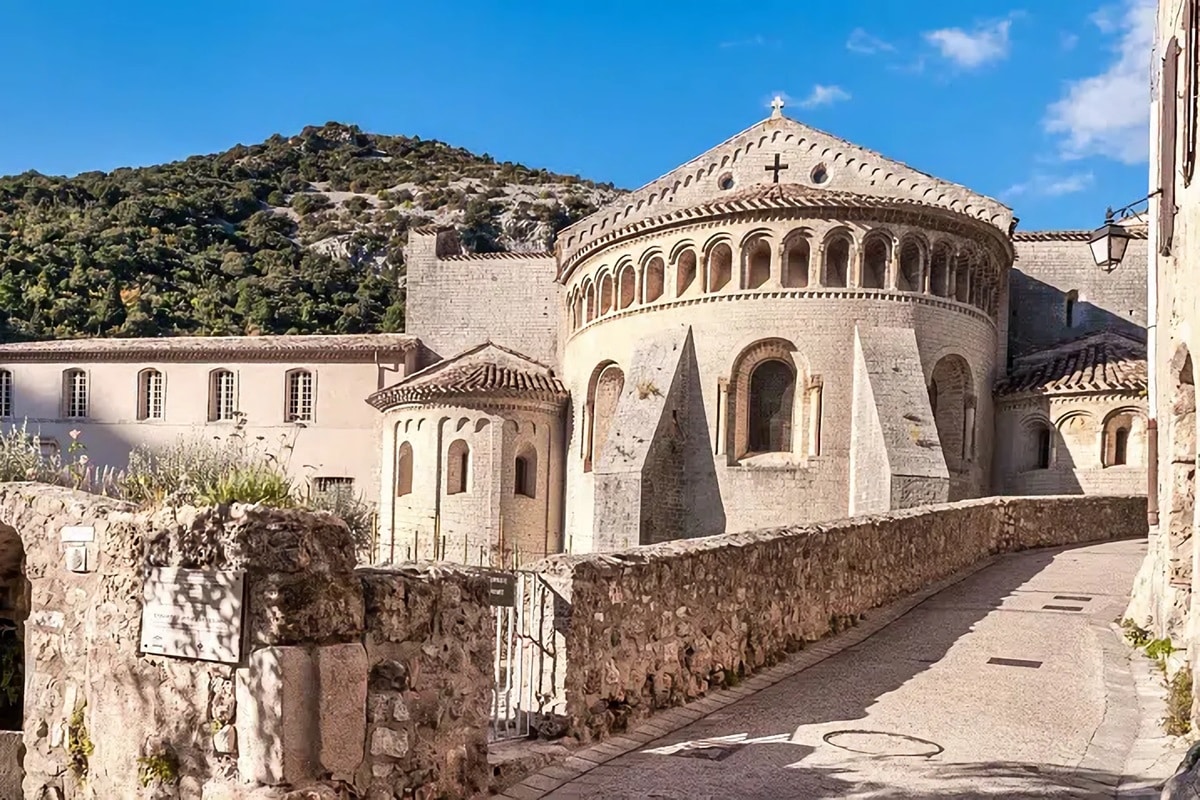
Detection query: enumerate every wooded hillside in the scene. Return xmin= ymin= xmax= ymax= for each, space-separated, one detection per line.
xmin=0 ymin=122 xmax=620 ymax=339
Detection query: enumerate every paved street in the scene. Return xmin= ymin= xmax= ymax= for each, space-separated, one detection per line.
xmin=528 ymin=539 xmax=1179 ymax=799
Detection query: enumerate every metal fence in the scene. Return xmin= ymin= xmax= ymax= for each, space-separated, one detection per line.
xmin=489 ymin=570 xmax=535 ymax=741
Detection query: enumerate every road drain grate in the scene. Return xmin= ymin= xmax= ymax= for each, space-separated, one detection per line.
xmin=1043 ymin=604 xmax=1084 ymax=611
xmin=1053 ymin=595 xmax=1092 ymax=602
xmin=987 ymin=657 xmax=1042 ymax=668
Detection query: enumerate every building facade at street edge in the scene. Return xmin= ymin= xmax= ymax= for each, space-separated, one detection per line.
xmin=0 ymin=104 xmax=1149 ymax=566
xmin=1128 ymin=0 xmax=1200 ymax=725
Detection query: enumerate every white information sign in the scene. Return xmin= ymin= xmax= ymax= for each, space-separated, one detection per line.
xmin=60 ymin=525 xmax=94 ymax=543
xmin=139 ymin=567 xmax=245 ymax=664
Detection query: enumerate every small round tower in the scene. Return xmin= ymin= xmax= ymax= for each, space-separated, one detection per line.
xmin=368 ymin=343 xmax=567 ymax=566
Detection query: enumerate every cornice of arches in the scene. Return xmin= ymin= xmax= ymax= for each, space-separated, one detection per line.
xmin=558 ymin=198 xmax=1013 ymax=284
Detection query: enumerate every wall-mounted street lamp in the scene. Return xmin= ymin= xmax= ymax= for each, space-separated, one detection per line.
xmin=1088 ymin=211 xmax=1134 ymax=272
xmin=1088 ymin=189 xmax=1161 ymax=271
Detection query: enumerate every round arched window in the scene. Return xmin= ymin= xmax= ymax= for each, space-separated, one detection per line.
xmin=748 ymin=359 xmax=795 ymax=453
xmin=718 ymin=172 xmax=735 ymax=190
xmin=811 ymin=164 xmax=829 ymax=185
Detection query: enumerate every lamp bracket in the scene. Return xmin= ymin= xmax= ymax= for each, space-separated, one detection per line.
xmin=1106 ymin=188 xmax=1163 ymax=223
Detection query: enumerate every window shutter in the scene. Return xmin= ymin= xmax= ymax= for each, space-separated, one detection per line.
xmin=1185 ymin=1 xmax=1199 ymax=185
xmin=1161 ymin=36 xmax=1181 ymax=255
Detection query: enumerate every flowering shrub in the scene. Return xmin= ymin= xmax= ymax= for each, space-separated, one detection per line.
xmin=0 ymin=420 xmax=374 ymax=549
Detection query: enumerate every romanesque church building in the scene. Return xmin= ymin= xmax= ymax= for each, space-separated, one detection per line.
xmin=0 ymin=104 xmax=1149 ymax=567
xmin=376 ymin=103 xmax=1149 ymax=565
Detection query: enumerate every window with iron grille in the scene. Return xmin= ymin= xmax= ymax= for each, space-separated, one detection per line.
xmin=63 ymin=369 xmax=88 ymax=418
xmin=286 ymin=370 xmax=314 ymax=422
xmin=209 ymin=370 xmax=236 ymax=422
xmin=138 ymin=369 xmax=165 ymax=420
xmin=312 ymin=476 xmax=354 ymax=499
xmin=0 ymin=370 xmax=12 ymax=418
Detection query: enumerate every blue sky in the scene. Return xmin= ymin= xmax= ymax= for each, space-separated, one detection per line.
xmin=0 ymin=0 xmax=1154 ymax=230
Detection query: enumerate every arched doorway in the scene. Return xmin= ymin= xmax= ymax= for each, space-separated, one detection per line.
xmin=929 ymin=355 xmax=974 ymax=474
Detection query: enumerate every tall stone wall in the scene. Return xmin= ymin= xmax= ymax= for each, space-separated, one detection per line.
xmin=528 ymin=494 xmax=1146 ymax=741
xmin=405 ymin=229 xmax=560 ymax=366
xmin=0 ymin=483 xmax=492 ymax=799
xmin=995 ymin=394 xmax=1149 ymax=497
xmin=850 ymin=326 xmax=951 ymax=513
xmin=1010 ymin=234 xmax=1147 ymax=358
xmin=358 ymin=566 xmax=492 ymax=799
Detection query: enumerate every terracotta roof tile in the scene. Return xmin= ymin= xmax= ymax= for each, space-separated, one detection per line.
xmin=367 ymin=342 xmax=566 ymax=409
xmin=1012 ymin=228 xmax=1149 ymax=242
xmin=0 ymin=334 xmax=418 ymax=363
xmin=440 ymin=250 xmax=553 ymax=261
xmin=996 ymin=332 xmax=1147 ymax=396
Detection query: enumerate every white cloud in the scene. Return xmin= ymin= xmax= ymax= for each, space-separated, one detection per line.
xmin=1090 ymin=5 xmax=1123 ymax=33
xmin=847 ymin=28 xmax=895 ymax=55
xmin=1045 ymin=0 xmax=1154 ymax=164
xmin=798 ymin=85 xmax=851 ymax=109
xmin=1003 ymin=171 xmax=1096 ymax=198
xmin=924 ymin=19 xmax=1013 ymax=68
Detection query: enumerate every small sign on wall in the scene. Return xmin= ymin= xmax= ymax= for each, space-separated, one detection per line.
xmin=138 ymin=567 xmax=245 ymax=664
xmin=64 ymin=546 xmax=88 ymax=573
xmin=483 ymin=571 xmax=517 ymax=607
xmin=60 ymin=526 xmax=94 ymax=543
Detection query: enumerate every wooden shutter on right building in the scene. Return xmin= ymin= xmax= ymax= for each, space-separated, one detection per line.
xmin=1184 ymin=1 xmax=1199 ymax=184
xmin=1162 ymin=36 xmax=1181 ymax=256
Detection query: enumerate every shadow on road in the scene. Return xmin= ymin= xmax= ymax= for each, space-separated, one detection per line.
xmin=579 ymin=541 xmax=1153 ymax=800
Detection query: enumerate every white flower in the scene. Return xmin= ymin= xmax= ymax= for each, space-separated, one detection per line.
xmin=77 ymin=455 xmax=88 ymax=465
xmin=68 ymin=429 xmax=81 ymax=440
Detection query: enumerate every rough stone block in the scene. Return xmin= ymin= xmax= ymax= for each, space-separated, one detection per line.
xmin=213 ymin=724 xmax=237 ymax=755
xmin=235 ymin=646 xmax=316 ymax=785
xmin=370 ymin=726 xmax=409 ymax=759
xmin=0 ymin=730 xmax=22 ymax=800
xmin=316 ymin=643 xmax=367 ymax=779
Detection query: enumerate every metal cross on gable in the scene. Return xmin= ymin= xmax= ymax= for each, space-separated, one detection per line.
xmin=765 ymin=153 xmax=789 ymax=183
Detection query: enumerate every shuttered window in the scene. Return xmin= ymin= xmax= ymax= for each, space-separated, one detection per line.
xmin=1161 ymin=36 xmax=1181 ymax=255
xmin=1185 ymin=1 xmax=1199 ymax=184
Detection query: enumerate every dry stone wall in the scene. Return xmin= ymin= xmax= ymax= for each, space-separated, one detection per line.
xmin=528 ymin=494 xmax=1147 ymax=741
xmin=358 ymin=566 xmax=492 ymax=799
xmin=0 ymin=483 xmax=491 ymax=800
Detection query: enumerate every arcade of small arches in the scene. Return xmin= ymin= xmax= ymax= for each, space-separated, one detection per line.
xmin=565 ymin=221 xmax=1004 ymax=333
xmin=1017 ymin=407 xmax=1147 ymax=472
xmin=391 ymin=414 xmax=546 ymax=500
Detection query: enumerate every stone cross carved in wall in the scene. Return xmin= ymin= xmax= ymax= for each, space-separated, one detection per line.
xmin=765 ymin=153 xmax=789 ymax=184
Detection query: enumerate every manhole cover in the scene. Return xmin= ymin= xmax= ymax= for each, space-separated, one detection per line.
xmin=822 ymin=730 xmax=944 ymax=758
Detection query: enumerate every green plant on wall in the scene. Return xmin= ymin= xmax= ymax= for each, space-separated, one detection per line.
xmin=1121 ymin=618 xmax=1152 ymax=647
xmin=1167 ymin=668 xmax=1194 ymax=737
xmin=137 ymin=747 xmax=180 ymax=788
xmin=1146 ymin=637 xmax=1176 ymax=660
xmin=66 ymin=702 xmax=94 ymax=780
